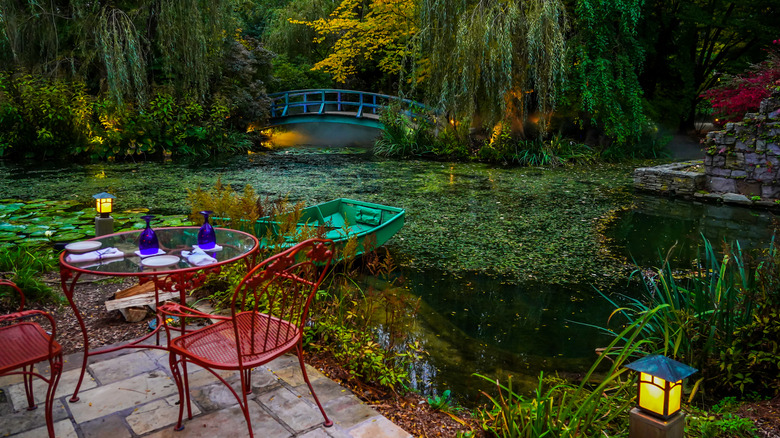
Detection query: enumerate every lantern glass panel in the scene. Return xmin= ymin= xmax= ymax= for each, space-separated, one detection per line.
xmin=96 ymin=198 xmax=113 ymax=214
xmin=639 ymin=373 xmax=667 ymax=416
xmin=668 ymin=382 xmax=682 ymax=414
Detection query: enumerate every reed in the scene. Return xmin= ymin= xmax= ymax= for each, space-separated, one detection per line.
xmin=477 ymin=306 xmax=666 ymax=437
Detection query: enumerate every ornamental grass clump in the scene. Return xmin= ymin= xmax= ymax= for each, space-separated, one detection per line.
xmin=593 ymin=235 xmax=780 ymax=399
xmin=476 ymin=306 xmax=666 ymax=437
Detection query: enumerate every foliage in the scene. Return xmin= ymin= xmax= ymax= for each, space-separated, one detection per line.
xmin=595 ymin=236 xmax=780 ymax=399
xmin=686 ymin=398 xmax=758 ymax=438
xmin=305 ymin=249 xmax=423 ymax=390
xmin=567 ymin=0 xmax=647 ymax=147
xmin=373 ymin=104 xmax=435 ymax=157
xmin=0 ymin=244 xmax=59 ymax=306
xmin=269 ymin=54 xmax=333 ymax=93
xmin=0 ymin=0 xmax=238 ymax=105
xmin=264 ymin=0 xmax=339 ymax=65
xmin=700 ymin=42 xmax=780 ymax=123
xmin=290 ymin=0 xmax=419 ymax=86
xmin=427 ymin=389 xmax=460 ymax=414
xmin=0 ymin=73 xmax=252 ymax=159
xmin=638 ymin=0 xmax=780 ymax=130
xmin=476 ymin=307 xmax=665 ymax=437
xmin=417 ymin=0 xmax=568 ymax=133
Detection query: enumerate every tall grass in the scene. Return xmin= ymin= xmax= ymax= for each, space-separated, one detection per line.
xmin=477 ymin=306 xmax=667 ymax=437
xmin=589 ymin=235 xmax=779 ymax=398
xmin=0 ymin=244 xmax=60 ymax=306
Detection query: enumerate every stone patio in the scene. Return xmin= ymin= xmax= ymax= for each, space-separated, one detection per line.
xmin=0 ymin=343 xmax=411 ymax=438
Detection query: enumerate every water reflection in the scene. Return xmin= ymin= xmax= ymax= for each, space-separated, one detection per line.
xmin=396 ymin=267 xmax=630 ymax=405
xmin=607 ymin=194 xmax=777 ymax=266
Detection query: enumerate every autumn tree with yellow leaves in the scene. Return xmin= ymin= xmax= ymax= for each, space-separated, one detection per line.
xmin=290 ymin=0 xmax=418 ymax=84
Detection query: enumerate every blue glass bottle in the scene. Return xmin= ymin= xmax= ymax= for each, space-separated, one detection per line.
xmin=197 ymin=211 xmax=216 ymax=250
xmin=139 ymin=215 xmax=159 ymax=255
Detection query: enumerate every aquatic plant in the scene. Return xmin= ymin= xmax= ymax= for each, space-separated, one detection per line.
xmin=591 ymin=236 xmax=780 ymax=398
xmin=476 ymin=306 xmax=664 ymax=437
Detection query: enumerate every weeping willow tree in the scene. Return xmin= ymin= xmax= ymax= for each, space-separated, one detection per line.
xmin=0 ymin=0 xmax=237 ymax=105
xmin=96 ymin=8 xmax=147 ymax=106
xmin=416 ymin=0 xmax=568 ymax=135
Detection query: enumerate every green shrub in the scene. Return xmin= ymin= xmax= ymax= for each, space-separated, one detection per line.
xmin=374 ymin=104 xmax=435 ymax=157
xmin=0 ymin=244 xmax=60 ymax=306
xmin=594 ymin=236 xmax=780 ymax=399
xmin=0 ymin=72 xmax=254 ymax=160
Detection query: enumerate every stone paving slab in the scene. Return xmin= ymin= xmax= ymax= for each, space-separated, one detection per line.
xmin=66 ymin=371 xmax=177 ymax=423
xmin=2 ymin=347 xmax=411 ymax=438
xmin=88 ymin=350 xmax=159 ymax=385
xmin=10 ymin=418 xmax=77 ymax=438
xmin=126 ymin=395 xmax=202 ymax=436
xmin=143 ymin=401 xmax=291 ymax=438
xmin=257 ymin=385 xmax=326 ymax=432
xmin=0 ymin=398 xmax=70 ymax=436
xmin=6 ymin=366 xmax=98 ymax=409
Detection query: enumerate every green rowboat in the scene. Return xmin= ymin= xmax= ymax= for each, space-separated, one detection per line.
xmin=254 ymin=198 xmax=405 ymax=257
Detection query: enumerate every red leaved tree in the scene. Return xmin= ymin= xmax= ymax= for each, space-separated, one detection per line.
xmin=701 ymin=40 xmax=780 ymax=124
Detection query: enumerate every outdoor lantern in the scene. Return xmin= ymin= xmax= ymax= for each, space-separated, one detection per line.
xmin=93 ymin=192 xmax=115 ymax=218
xmin=625 ymin=355 xmax=697 ymax=420
xmin=93 ymin=192 xmax=116 ymax=236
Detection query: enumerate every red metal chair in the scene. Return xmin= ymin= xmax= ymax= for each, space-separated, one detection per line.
xmin=158 ymin=238 xmax=334 ymax=436
xmin=0 ymin=279 xmax=63 ymax=438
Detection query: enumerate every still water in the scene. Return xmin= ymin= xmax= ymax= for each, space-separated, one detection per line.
xmin=1 ymin=124 xmax=776 ymax=404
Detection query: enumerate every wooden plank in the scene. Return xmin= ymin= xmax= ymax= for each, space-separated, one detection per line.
xmin=105 ymin=291 xmax=178 ymax=311
xmin=115 ymin=280 xmax=159 ymax=299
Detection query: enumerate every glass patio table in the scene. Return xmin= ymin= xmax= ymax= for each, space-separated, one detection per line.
xmin=59 ymin=227 xmax=259 ymax=402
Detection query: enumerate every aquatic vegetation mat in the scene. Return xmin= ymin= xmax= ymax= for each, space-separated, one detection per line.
xmin=0 ymin=154 xmax=635 ymax=284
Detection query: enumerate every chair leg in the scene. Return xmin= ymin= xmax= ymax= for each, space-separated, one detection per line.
xmin=169 ymin=352 xmax=186 ymax=431
xmin=22 ymin=364 xmax=37 ymax=411
xmin=239 ymin=370 xmax=254 ymax=438
xmin=44 ymin=355 xmax=64 ymax=438
xmin=243 ymin=368 xmax=252 ymax=395
xmin=296 ymin=343 xmax=333 ymax=427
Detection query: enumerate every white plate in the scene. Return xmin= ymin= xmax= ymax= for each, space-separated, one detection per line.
xmin=65 ymin=241 xmax=102 ymax=253
xmin=141 ymin=255 xmax=180 ymax=268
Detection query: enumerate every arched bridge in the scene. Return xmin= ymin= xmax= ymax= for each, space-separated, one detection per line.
xmin=267 ymin=89 xmax=428 ymax=129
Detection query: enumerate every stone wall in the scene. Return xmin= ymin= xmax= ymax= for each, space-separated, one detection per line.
xmin=703 ymin=91 xmax=780 ymax=200
xmin=633 ymin=161 xmax=705 ymax=196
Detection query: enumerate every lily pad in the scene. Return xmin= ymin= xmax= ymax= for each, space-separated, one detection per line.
xmin=0 ymin=203 xmax=24 ymax=213
xmin=51 ymin=231 xmax=87 ymax=242
xmin=0 ymin=223 xmax=26 ymax=232
xmin=0 ymin=231 xmax=21 ymax=241
xmin=123 ymin=207 xmax=150 ymax=214
xmin=9 ymin=213 xmax=35 ymax=220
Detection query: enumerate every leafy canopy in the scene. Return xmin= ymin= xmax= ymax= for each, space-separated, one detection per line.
xmin=290 ymin=0 xmax=418 ymax=83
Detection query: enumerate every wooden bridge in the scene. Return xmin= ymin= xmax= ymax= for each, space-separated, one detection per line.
xmin=267 ymin=89 xmax=429 ymax=129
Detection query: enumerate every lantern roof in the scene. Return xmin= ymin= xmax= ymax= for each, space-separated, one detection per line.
xmin=93 ymin=192 xmax=116 ymax=199
xmin=625 ymin=355 xmax=697 ymax=382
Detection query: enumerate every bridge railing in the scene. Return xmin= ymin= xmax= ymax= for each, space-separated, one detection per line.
xmin=268 ymin=89 xmax=429 ymax=122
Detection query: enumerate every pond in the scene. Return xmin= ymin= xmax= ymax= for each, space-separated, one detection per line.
xmin=1 ymin=124 xmax=776 ymax=405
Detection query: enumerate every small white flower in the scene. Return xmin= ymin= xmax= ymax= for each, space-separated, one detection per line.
xmin=44 ymin=231 xmax=53 ymax=237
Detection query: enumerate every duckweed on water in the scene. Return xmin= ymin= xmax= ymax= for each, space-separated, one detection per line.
xmin=0 ymin=153 xmax=636 ymax=285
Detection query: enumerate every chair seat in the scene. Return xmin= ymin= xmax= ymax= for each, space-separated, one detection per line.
xmin=0 ymin=322 xmax=62 ymax=374
xmin=170 ymin=312 xmax=299 ymax=369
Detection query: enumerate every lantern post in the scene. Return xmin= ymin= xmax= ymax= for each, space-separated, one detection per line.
xmin=93 ymin=192 xmax=116 ymax=236
xmin=625 ymin=355 xmax=697 ymax=438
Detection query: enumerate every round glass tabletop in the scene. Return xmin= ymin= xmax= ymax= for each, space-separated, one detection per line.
xmin=59 ymin=227 xmax=259 ymax=276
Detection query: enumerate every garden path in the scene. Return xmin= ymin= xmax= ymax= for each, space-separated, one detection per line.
xmin=0 ymin=339 xmax=411 ymax=438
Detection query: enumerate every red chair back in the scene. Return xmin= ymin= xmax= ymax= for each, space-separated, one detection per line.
xmin=231 ymin=239 xmax=333 ymax=360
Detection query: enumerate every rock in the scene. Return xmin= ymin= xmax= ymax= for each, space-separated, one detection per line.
xmin=707 ymin=177 xmax=737 ymax=193
xmin=722 ymin=193 xmax=751 ymax=204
